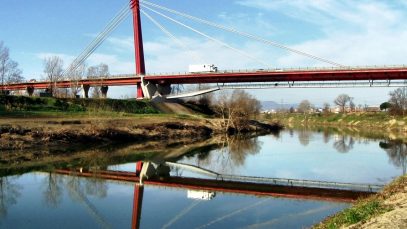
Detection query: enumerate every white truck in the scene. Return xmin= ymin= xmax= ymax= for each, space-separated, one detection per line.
xmin=189 ymin=64 xmax=218 ymax=73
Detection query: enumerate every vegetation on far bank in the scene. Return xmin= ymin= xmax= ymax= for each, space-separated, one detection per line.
xmin=264 ymin=112 xmax=407 ymax=130
xmin=314 ymin=174 xmax=407 ymax=229
xmin=0 ymin=95 xmax=159 ymax=116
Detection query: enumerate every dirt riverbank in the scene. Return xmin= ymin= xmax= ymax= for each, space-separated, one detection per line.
xmin=314 ymin=175 xmax=407 ymax=229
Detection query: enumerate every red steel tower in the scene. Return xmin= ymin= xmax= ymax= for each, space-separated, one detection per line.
xmin=130 ymin=0 xmax=146 ymax=98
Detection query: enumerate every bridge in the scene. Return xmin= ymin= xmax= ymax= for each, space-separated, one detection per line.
xmin=2 ymin=0 xmax=407 ymax=99
xmin=54 ymin=161 xmax=382 ymax=229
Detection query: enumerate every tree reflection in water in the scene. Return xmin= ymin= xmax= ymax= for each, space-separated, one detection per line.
xmin=85 ymin=176 xmax=108 ymax=199
xmin=186 ymin=135 xmax=263 ymax=174
xmin=297 ymin=129 xmax=313 ymax=146
xmin=380 ymin=141 xmax=407 ymax=175
xmin=43 ymin=172 xmax=63 ymax=208
xmin=333 ymin=135 xmax=355 ymax=153
xmin=0 ymin=176 xmax=21 ymax=218
xmin=322 ymin=130 xmax=331 ymax=144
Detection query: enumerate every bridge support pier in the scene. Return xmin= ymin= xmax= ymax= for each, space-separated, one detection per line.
xmin=82 ymin=84 xmax=90 ymax=98
xmin=138 ymin=76 xmax=172 ymax=100
xmin=101 ymin=86 xmax=109 ymax=98
xmin=140 ymin=77 xmax=157 ymax=99
xmin=26 ymin=86 xmax=35 ymax=96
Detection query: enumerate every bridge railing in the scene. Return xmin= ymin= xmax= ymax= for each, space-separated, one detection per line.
xmin=216 ymin=174 xmax=384 ymax=193
xmin=145 ymin=64 xmax=407 ymax=76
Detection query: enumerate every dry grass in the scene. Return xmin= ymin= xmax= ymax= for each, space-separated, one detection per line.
xmin=314 ymin=175 xmax=407 ymax=229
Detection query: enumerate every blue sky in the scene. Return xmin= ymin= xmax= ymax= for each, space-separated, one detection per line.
xmin=1 ymin=0 xmax=407 ymax=105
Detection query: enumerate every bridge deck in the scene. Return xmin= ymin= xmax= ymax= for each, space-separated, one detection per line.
xmin=2 ymin=66 xmax=407 ymax=91
xmin=55 ymin=169 xmax=378 ymax=203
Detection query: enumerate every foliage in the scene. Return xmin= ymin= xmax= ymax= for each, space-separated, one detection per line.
xmin=314 ymin=175 xmax=407 ymax=229
xmin=316 ymin=200 xmax=390 ymax=229
xmin=0 ymin=95 xmax=159 ymax=114
xmin=380 ymin=102 xmax=391 ymax=111
xmin=388 ymin=87 xmax=407 ymax=115
xmin=297 ymin=100 xmax=312 ymax=114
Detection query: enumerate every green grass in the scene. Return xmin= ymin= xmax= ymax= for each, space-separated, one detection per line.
xmin=314 ymin=175 xmax=407 ymax=229
xmin=319 ymin=200 xmax=390 ymax=229
xmin=0 ymin=95 xmax=159 ymax=116
xmin=266 ymin=112 xmax=396 ymax=125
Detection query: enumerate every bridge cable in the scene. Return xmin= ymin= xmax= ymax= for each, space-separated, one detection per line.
xmin=140 ymin=0 xmax=345 ymax=68
xmin=140 ymin=9 xmax=204 ymax=64
xmin=63 ymin=3 xmax=131 ymax=76
xmin=142 ymin=5 xmax=271 ymax=68
xmin=65 ymin=6 xmax=130 ymax=76
xmin=65 ymin=3 xmax=130 ymax=74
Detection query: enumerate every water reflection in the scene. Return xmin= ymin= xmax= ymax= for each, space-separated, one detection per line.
xmin=1 ymin=127 xmax=407 ymax=228
xmin=43 ymin=173 xmax=62 ymax=208
xmin=333 ymin=135 xmax=355 ymax=153
xmin=298 ymin=129 xmax=313 ymax=146
xmin=380 ymin=140 xmax=407 ymax=175
xmin=0 ymin=176 xmax=21 ymax=218
xmin=181 ymin=135 xmax=262 ymax=174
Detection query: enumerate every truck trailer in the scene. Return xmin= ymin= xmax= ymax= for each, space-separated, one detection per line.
xmin=189 ymin=64 xmax=218 ymax=73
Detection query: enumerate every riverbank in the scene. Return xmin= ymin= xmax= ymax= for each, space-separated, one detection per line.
xmin=263 ymin=112 xmax=407 ymax=228
xmin=0 ymin=96 xmax=282 ymax=165
xmin=314 ymin=174 xmax=407 ymax=229
xmin=0 ymin=115 xmax=281 ymax=151
xmin=264 ymin=112 xmax=407 ymax=141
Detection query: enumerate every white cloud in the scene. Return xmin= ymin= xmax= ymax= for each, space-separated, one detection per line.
xmin=36 ymin=52 xmax=76 ymax=68
xmin=107 ymin=36 xmax=134 ymax=52
xmin=236 ymin=0 xmax=407 ymax=67
xmin=87 ymin=53 xmax=134 ymax=74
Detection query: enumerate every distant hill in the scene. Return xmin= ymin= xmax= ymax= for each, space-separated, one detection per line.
xmin=261 ymin=101 xmax=297 ymax=111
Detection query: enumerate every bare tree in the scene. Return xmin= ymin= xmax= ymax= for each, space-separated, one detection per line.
xmin=67 ymin=63 xmax=86 ymax=98
xmin=43 ymin=56 xmax=64 ymax=96
xmin=214 ymin=90 xmax=261 ymax=133
xmin=334 ymin=94 xmax=351 ymax=113
xmin=87 ymin=64 xmax=109 ymax=98
xmin=0 ymin=42 xmax=23 ymax=93
xmin=389 ymin=87 xmax=407 ymax=115
xmin=349 ymin=97 xmax=355 ymax=112
xmin=297 ymin=100 xmax=312 ymax=114
xmin=323 ymin=102 xmax=330 ymax=114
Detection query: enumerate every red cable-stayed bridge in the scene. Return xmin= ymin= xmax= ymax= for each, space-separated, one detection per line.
xmin=1 ymin=0 xmax=407 ymax=99
xmin=3 ymin=66 xmax=407 ymax=98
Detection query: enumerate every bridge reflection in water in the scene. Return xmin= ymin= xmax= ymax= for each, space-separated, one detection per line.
xmin=54 ymin=160 xmax=382 ymax=229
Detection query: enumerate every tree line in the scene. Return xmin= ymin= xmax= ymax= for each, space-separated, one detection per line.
xmin=43 ymin=55 xmax=109 ymax=98
xmin=0 ymin=42 xmax=23 ymax=94
xmin=295 ymin=87 xmax=407 ymax=115
xmin=0 ymin=41 xmax=109 ymax=98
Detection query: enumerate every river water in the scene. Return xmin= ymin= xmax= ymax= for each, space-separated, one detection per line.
xmin=0 ymin=128 xmax=406 ymax=228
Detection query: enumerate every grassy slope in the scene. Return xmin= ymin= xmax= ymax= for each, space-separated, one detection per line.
xmin=0 ymin=95 xmax=159 ymax=116
xmin=314 ymin=175 xmax=406 ymax=229
xmin=264 ymin=112 xmax=407 ymax=130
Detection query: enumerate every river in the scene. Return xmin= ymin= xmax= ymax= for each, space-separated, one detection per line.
xmin=0 ymin=127 xmax=405 ymax=228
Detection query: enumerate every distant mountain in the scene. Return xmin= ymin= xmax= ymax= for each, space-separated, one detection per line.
xmin=261 ymin=101 xmax=297 ymax=111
